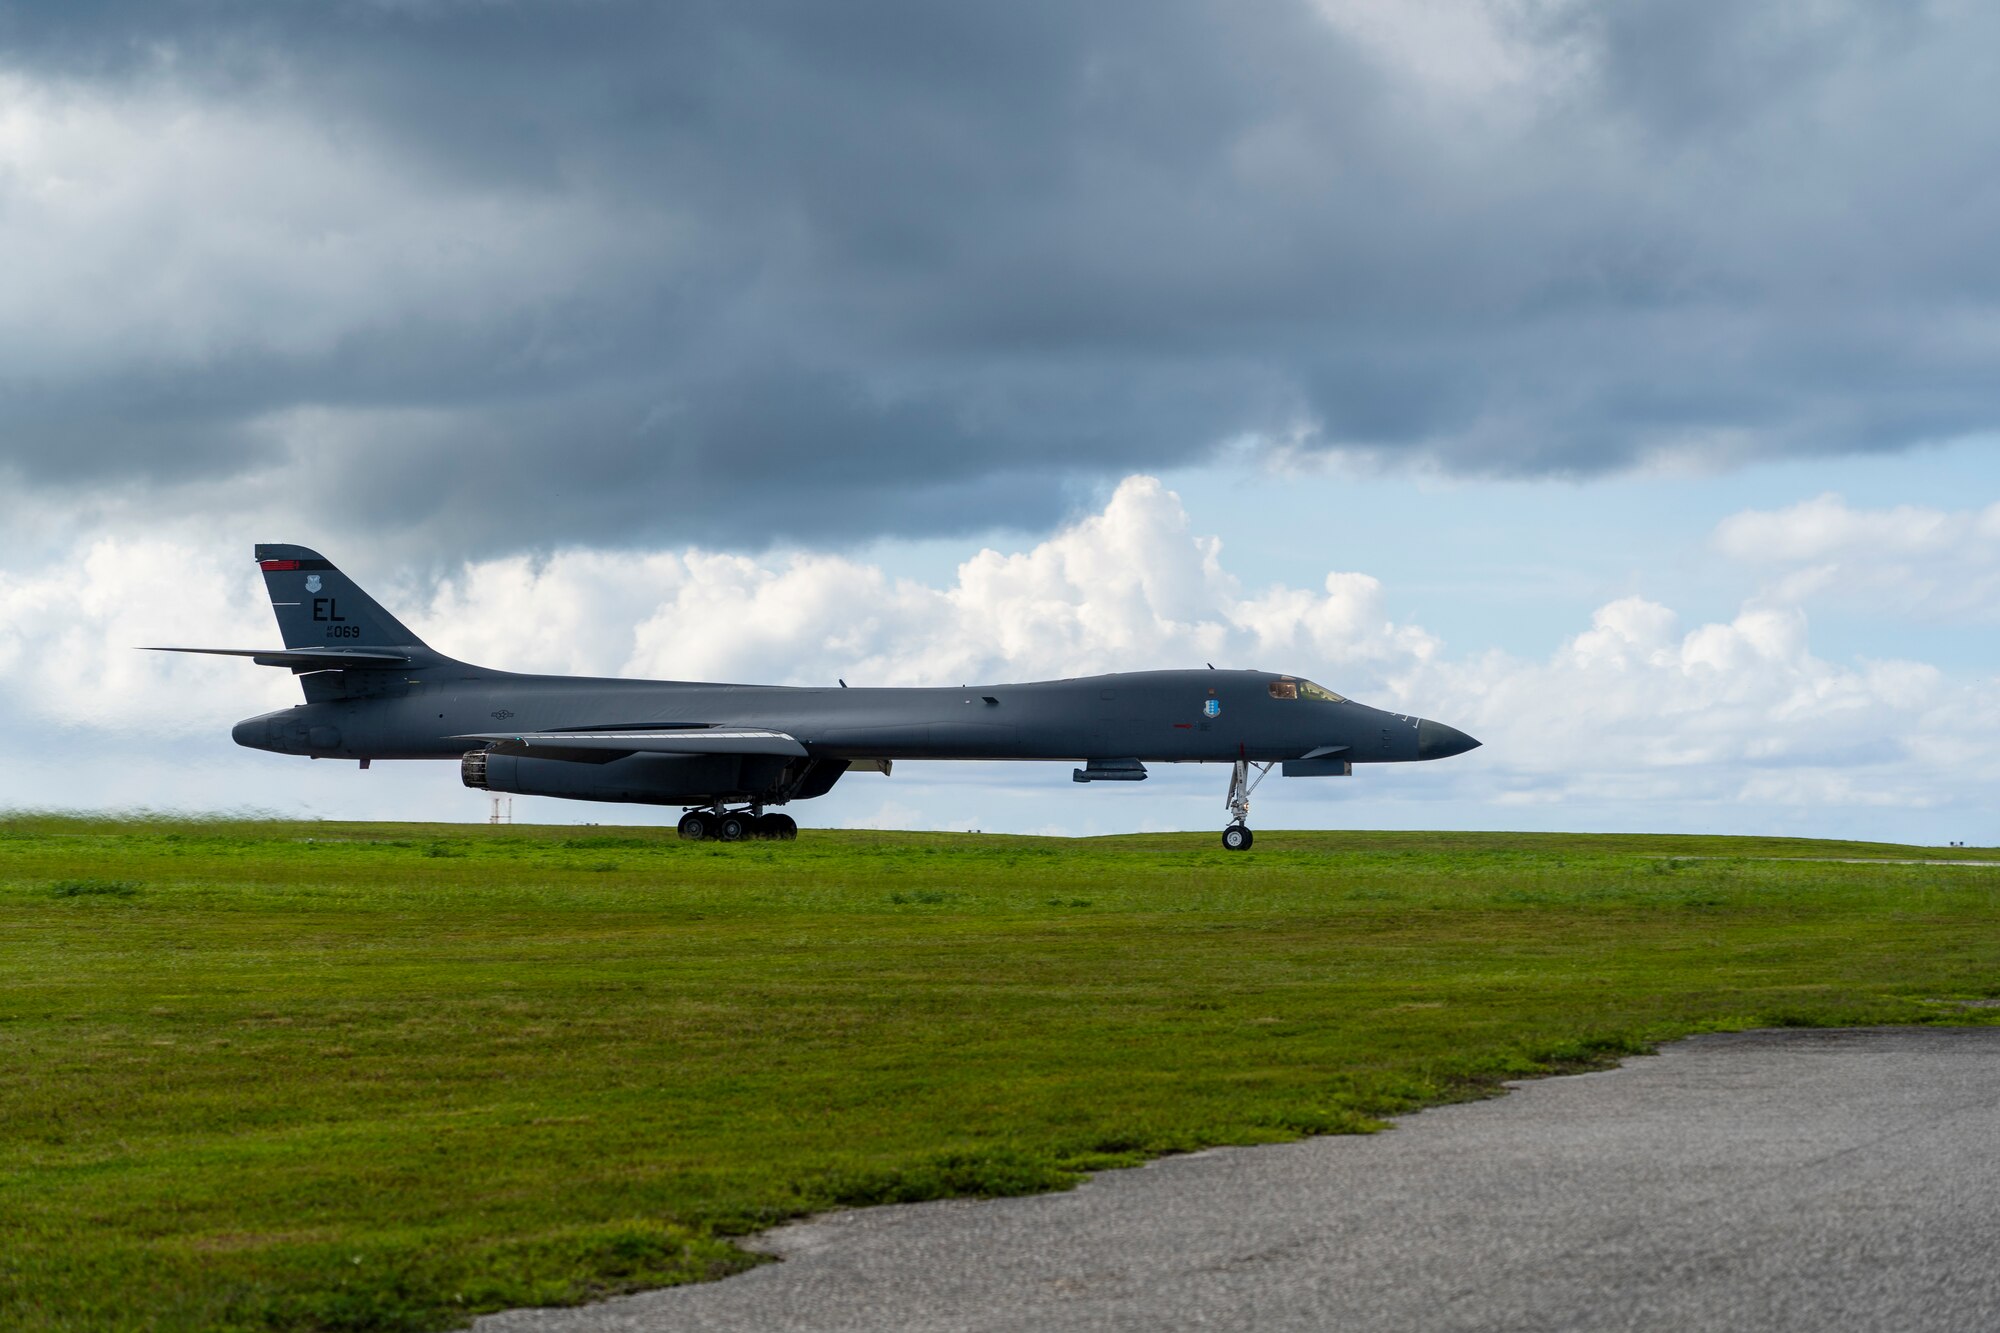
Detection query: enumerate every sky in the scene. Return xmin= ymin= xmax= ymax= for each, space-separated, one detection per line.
xmin=2 ymin=1 xmax=1996 ymax=843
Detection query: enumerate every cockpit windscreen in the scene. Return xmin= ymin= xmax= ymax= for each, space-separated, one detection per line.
xmin=1268 ymin=677 xmax=1346 ymax=703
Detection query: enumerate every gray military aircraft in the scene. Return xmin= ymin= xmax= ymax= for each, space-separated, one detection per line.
xmin=149 ymin=545 xmax=1480 ymax=849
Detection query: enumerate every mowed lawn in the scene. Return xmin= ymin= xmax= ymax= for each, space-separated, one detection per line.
xmin=3 ymin=817 xmax=1998 ymax=1331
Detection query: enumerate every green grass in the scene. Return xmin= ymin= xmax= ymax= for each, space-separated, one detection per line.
xmin=2 ymin=815 xmax=1997 ymax=1331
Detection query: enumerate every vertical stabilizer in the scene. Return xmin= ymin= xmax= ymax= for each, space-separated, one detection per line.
xmin=254 ymin=544 xmax=431 ymax=652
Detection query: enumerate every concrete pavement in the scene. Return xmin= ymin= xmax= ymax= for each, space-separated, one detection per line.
xmin=478 ymin=1027 xmax=2000 ymax=1332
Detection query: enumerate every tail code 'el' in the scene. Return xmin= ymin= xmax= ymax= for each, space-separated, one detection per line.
xmin=255 ymin=544 xmax=431 ymax=652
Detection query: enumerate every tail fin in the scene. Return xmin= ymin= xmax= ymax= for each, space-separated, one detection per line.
xmin=255 ymin=544 xmax=431 ymax=652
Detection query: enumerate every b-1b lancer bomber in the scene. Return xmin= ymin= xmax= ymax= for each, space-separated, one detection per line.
xmin=152 ymin=546 xmax=1481 ymax=849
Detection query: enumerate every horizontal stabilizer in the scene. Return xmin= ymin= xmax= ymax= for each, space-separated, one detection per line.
xmin=455 ymin=729 xmax=809 ymax=762
xmin=143 ymin=646 xmax=412 ymax=670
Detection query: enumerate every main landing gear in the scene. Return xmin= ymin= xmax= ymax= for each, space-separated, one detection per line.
xmin=677 ymin=807 xmax=798 ymax=841
xmin=1222 ymin=758 xmax=1273 ymax=852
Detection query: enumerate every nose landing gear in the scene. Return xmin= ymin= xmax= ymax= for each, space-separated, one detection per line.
xmin=1222 ymin=759 xmax=1272 ymax=851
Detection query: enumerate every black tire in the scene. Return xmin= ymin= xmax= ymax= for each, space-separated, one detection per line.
xmin=774 ymin=813 xmax=798 ymax=841
xmin=1222 ymin=823 xmax=1253 ymax=851
xmin=717 ymin=813 xmax=750 ymax=842
xmin=751 ymin=813 xmax=784 ymax=840
xmin=677 ymin=812 xmax=709 ymax=841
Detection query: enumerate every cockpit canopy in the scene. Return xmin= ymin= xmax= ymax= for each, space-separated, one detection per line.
xmin=1267 ymin=676 xmax=1346 ymax=703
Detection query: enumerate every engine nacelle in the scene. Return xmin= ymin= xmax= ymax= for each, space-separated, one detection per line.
xmin=461 ymin=749 xmax=839 ymax=807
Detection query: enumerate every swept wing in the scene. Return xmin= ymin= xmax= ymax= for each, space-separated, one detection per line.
xmin=453 ymin=729 xmax=809 ymax=764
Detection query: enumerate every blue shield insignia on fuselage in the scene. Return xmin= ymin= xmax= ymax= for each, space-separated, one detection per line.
xmin=1203 ymin=698 xmax=1221 ymax=718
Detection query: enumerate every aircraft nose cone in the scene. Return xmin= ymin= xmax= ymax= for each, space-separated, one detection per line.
xmin=1416 ymin=718 xmax=1481 ymax=760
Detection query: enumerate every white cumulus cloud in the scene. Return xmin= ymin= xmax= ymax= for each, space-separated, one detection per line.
xmin=0 ymin=538 xmax=292 ymax=731
xmin=1413 ymin=597 xmax=1955 ymax=786
xmin=413 ymin=476 xmax=1435 ymax=690
xmin=1713 ymin=492 xmax=2000 ymax=620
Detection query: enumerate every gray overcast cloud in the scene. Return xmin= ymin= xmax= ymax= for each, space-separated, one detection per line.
xmin=1 ymin=0 xmax=1994 ymax=555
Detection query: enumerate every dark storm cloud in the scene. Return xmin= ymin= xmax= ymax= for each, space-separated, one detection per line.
xmin=1 ymin=0 xmax=1995 ymax=553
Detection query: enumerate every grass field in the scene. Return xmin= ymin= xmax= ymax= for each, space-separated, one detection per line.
xmin=3 ymin=815 xmax=1998 ymax=1331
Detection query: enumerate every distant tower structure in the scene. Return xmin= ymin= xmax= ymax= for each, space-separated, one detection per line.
xmin=488 ymin=795 xmax=513 ymax=825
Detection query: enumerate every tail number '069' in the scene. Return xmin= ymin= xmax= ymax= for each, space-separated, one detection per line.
xmin=312 ymin=596 xmax=354 ymax=638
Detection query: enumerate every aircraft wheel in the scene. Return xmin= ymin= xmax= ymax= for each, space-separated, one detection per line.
xmin=678 ymin=812 xmax=710 ymax=841
xmin=751 ymin=813 xmax=784 ymax=840
xmin=1222 ymin=823 xmax=1253 ymax=852
xmin=717 ymin=813 xmax=750 ymax=842
xmin=774 ymin=813 xmax=798 ymax=840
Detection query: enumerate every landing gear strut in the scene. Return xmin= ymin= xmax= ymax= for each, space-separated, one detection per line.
xmin=1222 ymin=759 xmax=1272 ymax=851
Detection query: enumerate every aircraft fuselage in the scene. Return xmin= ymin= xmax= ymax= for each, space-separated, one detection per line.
xmin=233 ymin=668 xmax=1459 ymax=766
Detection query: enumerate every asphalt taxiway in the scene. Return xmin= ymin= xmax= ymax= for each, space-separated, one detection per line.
xmin=478 ymin=1027 xmax=2000 ymax=1332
